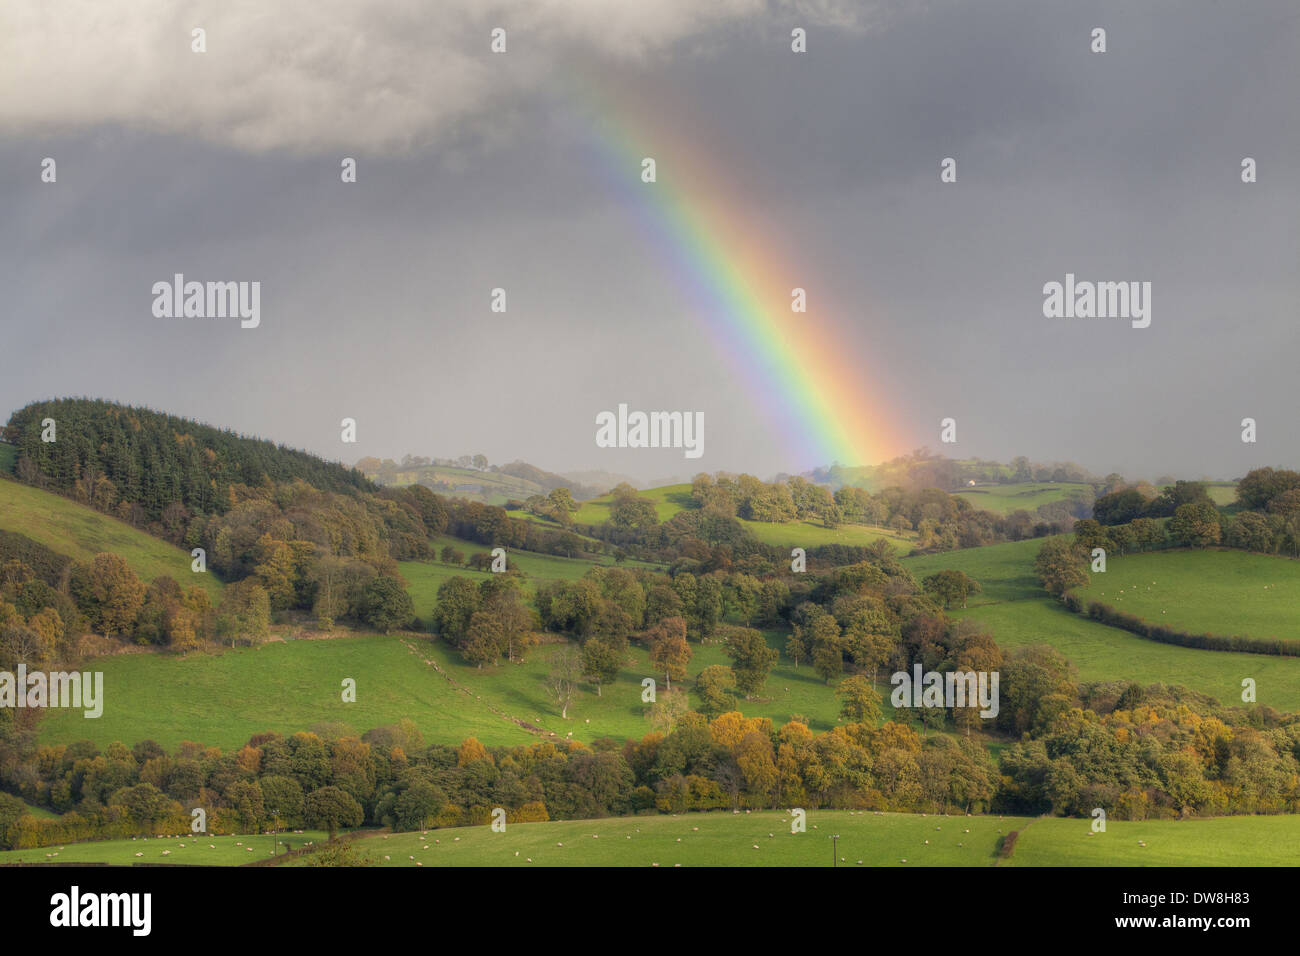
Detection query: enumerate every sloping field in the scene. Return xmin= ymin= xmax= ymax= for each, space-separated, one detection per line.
xmin=905 ymin=538 xmax=1300 ymax=712
xmin=0 ymin=830 xmax=332 ymax=866
xmin=905 ymin=537 xmax=1053 ymax=604
xmin=366 ymin=465 xmax=547 ymax=505
xmin=572 ymin=483 xmax=695 ymax=524
xmin=1005 ymin=814 xmax=1300 ymax=866
xmin=291 ymin=810 xmax=1028 ymax=867
xmin=740 ymin=518 xmax=913 ymax=556
xmin=961 ymin=600 xmax=1300 ymax=712
xmin=1094 ymin=550 xmax=1300 ymax=645
xmin=39 ymin=621 xmax=905 ymax=752
xmin=955 ymin=482 xmax=1092 ymax=515
xmin=36 ymin=634 xmax=539 ymax=751
xmin=0 ymin=478 xmax=224 ymax=600
xmin=402 ymin=537 xmax=663 ymax=621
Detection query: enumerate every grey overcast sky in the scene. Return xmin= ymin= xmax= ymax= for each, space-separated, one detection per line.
xmin=2 ymin=0 xmax=1297 ymax=484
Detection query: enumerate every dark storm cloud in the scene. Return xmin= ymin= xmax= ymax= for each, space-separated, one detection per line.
xmin=1 ymin=0 xmax=1295 ymax=483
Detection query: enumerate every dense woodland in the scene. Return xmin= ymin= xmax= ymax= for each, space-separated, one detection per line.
xmin=1092 ymin=470 xmax=1300 ymax=556
xmin=5 ymin=399 xmax=373 ymax=520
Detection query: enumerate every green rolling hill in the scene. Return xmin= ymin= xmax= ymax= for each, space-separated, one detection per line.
xmin=0 ymin=478 xmax=224 ymax=600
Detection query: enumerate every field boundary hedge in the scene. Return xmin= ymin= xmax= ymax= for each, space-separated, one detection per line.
xmin=1062 ymin=592 xmax=1300 ymax=656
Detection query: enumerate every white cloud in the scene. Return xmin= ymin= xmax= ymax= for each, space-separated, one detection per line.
xmin=0 ymin=0 xmax=890 ymax=154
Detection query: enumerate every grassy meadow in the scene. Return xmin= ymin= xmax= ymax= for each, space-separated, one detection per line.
xmin=1005 ymin=814 xmax=1300 ymax=867
xmin=954 ymin=482 xmax=1092 ymax=515
xmin=0 ymin=830 xmax=333 ymax=866
xmin=367 ymin=465 xmax=547 ymax=505
xmin=0 ymin=478 xmax=224 ymax=600
xmin=1094 ymin=549 xmax=1300 ymax=644
xmin=571 ymin=483 xmax=695 ymax=525
xmin=401 ymin=535 xmax=664 ymax=622
xmin=36 ymin=634 xmax=538 ymax=751
xmin=740 ymin=517 xmax=913 ymax=555
xmin=6 ymin=810 xmax=1298 ymax=867
xmin=292 ymin=810 xmax=1300 ymax=868
xmin=36 ymin=623 xmax=924 ymax=753
xmin=291 ymin=810 xmax=1027 ymax=867
xmin=555 ymin=483 xmax=917 ymax=555
xmin=906 ymin=537 xmax=1048 ymax=602
xmin=905 ymin=538 xmax=1300 ymax=712
xmin=1202 ymin=482 xmax=1239 ymax=506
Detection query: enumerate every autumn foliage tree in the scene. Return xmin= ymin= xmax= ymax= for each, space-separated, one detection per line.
xmin=722 ymin=626 xmax=778 ymax=699
xmin=836 ymin=675 xmax=883 ymax=725
xmin=921 ymin=569 xmax=982 ymax=610
xmin=1034 ymin=538 xmax=1089 ymax=598
xmin=361 ymin=576 xmax=414 ymax=633
xmin=303 ymin=785 xmax=364 ymax=840
xmin=216 ymin=579 xmax=271 ymax=646
xmin=581 ymin=634 xmax=625 ymax=696
xmin=1169 ymin=502 xmax=1222 ymax=548
xmin=70 ymin=553 xmax=145 ymax=635
xmin=646 ymin=616 xmax=691 ymax=690
xmin=694 ymin=664 xmax=735 ymax=715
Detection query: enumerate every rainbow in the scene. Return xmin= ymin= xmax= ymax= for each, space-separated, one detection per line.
xmin=571 ymin=79 xmax=900 ymax=470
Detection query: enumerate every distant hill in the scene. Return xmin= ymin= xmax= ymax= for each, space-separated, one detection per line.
xmin=363 ymin=458 xmax=604 ymax=503
xmin=558 ymin=469 xmax=644 ymax=495
xmin=4 ymin=398 xmax=373 ymax=518
xmin=572 ymin=483 xmax=696 ymax=524
xmin=492 ymin=461 xmax=601 ymax=499
xmin=954 ymin=481 xmax=1094 ymax=516
xmin=365 ymin=463 xmax=548 ymax=504
xmin=828 ymin=454 xmax=1101 ymax=493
